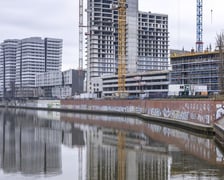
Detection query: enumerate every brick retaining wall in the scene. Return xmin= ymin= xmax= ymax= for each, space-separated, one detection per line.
xmin=61 ymin=99 xmax=224 ymax=125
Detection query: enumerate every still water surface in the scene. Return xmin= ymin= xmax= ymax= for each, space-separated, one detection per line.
xmin=0 ymin=108 xmax=224 ymax=180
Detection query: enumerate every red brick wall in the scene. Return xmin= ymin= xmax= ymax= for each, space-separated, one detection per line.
xmin=61 ymin=99 xmax=224 ymax=125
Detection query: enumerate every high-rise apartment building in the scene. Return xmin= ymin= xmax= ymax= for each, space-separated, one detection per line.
xmin=0 ymin=37 xmax=62 ymax=98
xmin=15 ymin=37 xmax=46 ymax=89
xmin=86 ymin=0 xmax=169 ymax=92
xmin=138 ymin=12 xmax=168 ymax=71
xmin=44 ymin=38 xmax=63 ymax=72
xmin=0 ymin=39 xmax=19 ymax=98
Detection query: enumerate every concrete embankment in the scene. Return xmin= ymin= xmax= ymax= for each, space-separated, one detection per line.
xmin=60 ymin=99 xmax=224 ymax=139
xmin=214 ymin=118 xmax=224 ymax=147
xmin=3 ymin=98 xmax=224 ymax=144
xmin=0 ymin=105 xmax=214 ymax=137
xmin=0 ymin=99 xmax=215 ymax=135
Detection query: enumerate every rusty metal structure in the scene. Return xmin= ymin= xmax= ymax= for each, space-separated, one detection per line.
xmin=117 ymin=131 xmax=126 ymax=180
xmin=117 ymin=0 xmax=127 ymax=97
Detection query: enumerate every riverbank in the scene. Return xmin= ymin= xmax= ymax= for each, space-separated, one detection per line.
xmin=3 ymin=98 xmax=224 ymax=146
xmin=0 ymin=99 xmax=214 ymax=135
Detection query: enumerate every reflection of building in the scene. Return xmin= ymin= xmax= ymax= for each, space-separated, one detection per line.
xmin=0 ymin=109 xmax=64 ymax=176
xmin=1 ymin=108 xmax=224 ymax=179
xmin=63 ymin=127 xmax=85 ymax=148
xmin=85 ymin=128 xmax=170 ymax=180
xmin=0 ymin=109 xmax=87 ymax=177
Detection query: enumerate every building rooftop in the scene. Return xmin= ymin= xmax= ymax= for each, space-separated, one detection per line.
xmin=170 ymin=50 xmax=219 ymax=59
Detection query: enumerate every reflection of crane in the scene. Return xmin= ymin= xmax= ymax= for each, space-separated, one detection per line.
xmin=117 ymin=0 xmax=127 ymax=97
xmin=78 ymin=147 xmax=83 ymax=180
xmin=117 ymin=131 xmax=126 ymax=180
xmin=196 ymin=0 xmax=203 ymax=52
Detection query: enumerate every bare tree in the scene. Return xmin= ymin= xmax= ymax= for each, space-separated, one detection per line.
xmin=216 ymin=32 xmax=224 ymax=94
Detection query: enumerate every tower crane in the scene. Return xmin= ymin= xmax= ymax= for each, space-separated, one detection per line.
xmin=117 ymin=0 xmax=127 ymax=98
xmin=110 ymin=0 xmax=127 ymax=98
xmin=118 ymin=0 xmax=127 ymax=97
xmin=196 ymin=0 xmax=203 ymax=52
xmin=78 ymin=3 xmax=84 ymax=179
xmin=79 ymin=0 xmax=84 ymax=70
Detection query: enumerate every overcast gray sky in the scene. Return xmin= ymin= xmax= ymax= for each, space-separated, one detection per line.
xmin=0 ymin=0 xmax=223 ymax=70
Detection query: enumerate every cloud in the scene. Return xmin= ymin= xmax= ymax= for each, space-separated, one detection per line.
xmin=139 ymin=0 xmax=224 ymax=50
xmin=0 ymin=0 xmax=79 ymax=70
xmin=1 ymin=0 xmax=224 ymax=71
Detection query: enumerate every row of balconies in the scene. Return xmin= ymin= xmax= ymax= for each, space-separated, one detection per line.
xmin=103 ymin=80 xmax=169 ymax=87
xmin=139 ymin=29 xmax=168 ymax=33
xmin=138 ymin=46 xmax=168 ymax=50
xmin=138 ymin=14 xmax=167 ymax=20
xmin=138 ymin=31 xmax=168 ymax=36
xmin=102 ymin=75 xmax=169 ymax=85
xmin=103 ymin=87 xmax=168 ymax=96
xmin=138 ymin=52 xmax=168 ymax=56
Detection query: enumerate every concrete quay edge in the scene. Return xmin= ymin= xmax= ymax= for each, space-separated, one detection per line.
xmin=0 ymin=104 xmax=214 ymax=136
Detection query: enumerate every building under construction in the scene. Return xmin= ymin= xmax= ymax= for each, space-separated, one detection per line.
xmin=170 ymin=51 xmax=222 ymax=94
xmin=85 ymin=0 xmax=169 ymax=93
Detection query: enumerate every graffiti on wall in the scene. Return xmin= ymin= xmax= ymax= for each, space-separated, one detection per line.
xmin=148 ymin=108 xmax=189 ymax=121
xmin=72 ymin=105 xmax=144 ymax=114
xmin=183 ymin=103 xmax=211 ymax=112
xmin=216 ymin=104 xmax=224 ymax=120
xmin=65 ymin=101 xmax=213 ymax=124
xmin=147 ymin=103 xmax=212 ymax=124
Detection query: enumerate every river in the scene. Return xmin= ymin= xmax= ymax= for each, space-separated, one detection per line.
xmin=0 ymin=108 xmax=223 ymax=180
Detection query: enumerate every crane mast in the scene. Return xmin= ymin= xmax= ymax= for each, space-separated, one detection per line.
xmin=196 ymin=0 xmax=203 ymax=52
xmin=79 ymin=0 xmax=84 ymax=70
xmin=117 ymin=0 xmax=127 ymax=96
xmin=78 ymin=3 xmax=83 ymax=180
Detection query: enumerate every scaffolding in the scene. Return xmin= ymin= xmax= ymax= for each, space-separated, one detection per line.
xmin=170 ymin=51 xmax=220 ymax=93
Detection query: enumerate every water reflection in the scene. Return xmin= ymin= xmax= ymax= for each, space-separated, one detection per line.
xmin=0 ymin=108 xmax=224 ymax=180
xmin=85 ymin=128 xmax=170 ymax=180
xmin=0 ymin=109 xmax=85 ymax=177
xmin=0 ymin=109 xmax=62 ymax=176
xmin=61 ymin=112 xmax=224 ymax=180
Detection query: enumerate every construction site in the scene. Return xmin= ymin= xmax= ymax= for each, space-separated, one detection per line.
xmin=77 ymin=0 xmax=224 ymax=99
xmin=79 ymin=0 xmax=169 ymax=98
xmin=1 ymin=1 xmax=224 ymax=180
